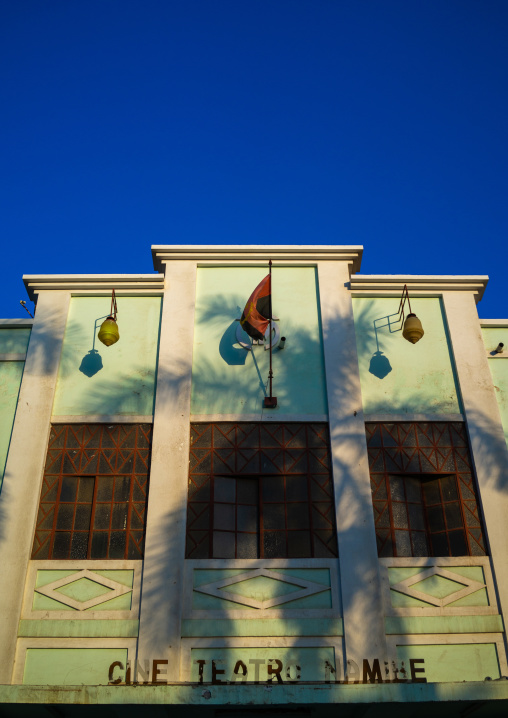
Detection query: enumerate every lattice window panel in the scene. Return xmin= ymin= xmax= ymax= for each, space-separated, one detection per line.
xmin=32 ymin=424 xmax=152 ymax=560
xmin=186 ymin=423 xmax=337 ymax=559
xmin=366 ymin=422 xmax=486 ymax=558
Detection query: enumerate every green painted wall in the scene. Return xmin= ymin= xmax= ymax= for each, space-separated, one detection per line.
xmin=53 ymin=296 xmax=161 ymax=416
xmin=182 ymin=618 xmax=343 ymax=637
xmin=191 ymin=267 xmax=327 ymax=415
xmin=23 ymin=648 xmax=128 ymax=685
xmin=190 ymin=646 xmax=335 ymax=682
xmin=0 ymin=361 xmax=24 ymax=487
xmin=352 ymin=298 xmax=461 ymax=415
xmin=386 ymin=615 xmax=503 ymax=634
xmin=481 ymin=327 xmax=508 ymax=448
xmin=19 ymin=619 xmax=139 ymax=637
xmin=396 ymin=643 xmax=500 ymax=682
xmin=0 ymin=327 xmax=31 ymax=354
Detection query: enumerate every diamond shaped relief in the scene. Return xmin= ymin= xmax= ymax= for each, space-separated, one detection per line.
xmin=35 ymin=570 xmax=132 ymax=611
xmin=194 ymin=568 xmax=330 ymax=609
xmin=390 ymin=567 xmax=486 ymax=608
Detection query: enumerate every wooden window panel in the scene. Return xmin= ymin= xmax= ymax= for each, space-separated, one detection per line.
xmin=366 ymin=422 xmax=486 ymax=558
xmin=32 ymin=424 xmax=151 ymax=560
xmin=186 ymin=422 xmax=338 ymax=559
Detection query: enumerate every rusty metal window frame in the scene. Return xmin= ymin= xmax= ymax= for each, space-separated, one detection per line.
xmin=32 ymin=424 xmax=152 ymax=560
xmin=366 ymin=422 xmax=487 ymax=557
xmin=186 ymin=422 xmax=338 ymax=559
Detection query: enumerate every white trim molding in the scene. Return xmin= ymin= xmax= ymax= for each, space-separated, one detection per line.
xmin=51 ymin=415 xmax=154 ymax=424
xmin=481 ymin=319 xmax=508 ymax=327
xmin=190 ymin=413 xmax=328 ymax=423
xmin=364 ymin=413 xmax=464 ymax=423
xmin=350 ymin=275 xmax=489 ymax=302
xmin=0 ymin=319 xmax=34 ymax=327
xmin=0 ymin=353 xmax=27 ymax=362
xmin=23 ymin=274 xmax=165 ymax=302
xmin=151 ymin=245 xmax=363 ymax=273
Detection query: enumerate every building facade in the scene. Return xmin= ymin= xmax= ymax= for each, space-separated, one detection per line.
xmin=0 ymin=245 xmax=508 ymax=716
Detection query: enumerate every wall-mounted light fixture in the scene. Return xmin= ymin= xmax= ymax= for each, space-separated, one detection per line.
xmin=494 ymin=342 xmax=504 ymax=354
xmin=98 ymin=290 xmax=120 ymax=347
xmin=398 ymin=284 xmax=424 ymax=344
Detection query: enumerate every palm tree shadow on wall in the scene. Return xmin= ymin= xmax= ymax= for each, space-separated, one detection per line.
xmin=2 ymin=293 xmax=508 ymax=694
xmin=79 ymin=315 xmax=109 ymax=378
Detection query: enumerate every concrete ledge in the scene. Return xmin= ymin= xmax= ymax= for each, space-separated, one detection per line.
xmin=1 ymin=681 xmax=508 ymax=709
xmin=0 ymin=319 xmax=33 ymax=327
xmin=51 ymin=415 xmax=154 ymax=424
xmin=181 ymin=618 xmax=344 ymax=637
xmin=364 ymin=413 xmax=464 ymax=423
xmin=18 ymin=619 xmax=139 ymax=638
xmin=385 ymin=615 xmax=504 ymax=635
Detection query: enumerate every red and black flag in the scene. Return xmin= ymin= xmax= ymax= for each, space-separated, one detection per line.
xmin=240 ymin=274 xmax=271 ymax=340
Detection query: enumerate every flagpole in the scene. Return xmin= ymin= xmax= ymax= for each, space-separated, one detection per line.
xmin=264 ymin=259 xmax=277 ymax=408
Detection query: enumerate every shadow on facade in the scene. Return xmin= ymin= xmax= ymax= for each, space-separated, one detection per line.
xmin=2 ymin=295 xmax=508 ymax=705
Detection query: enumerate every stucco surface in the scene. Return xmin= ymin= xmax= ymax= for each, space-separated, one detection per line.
xmin=0 ymin=361 xmax=24 ymax=486
xmin=482 ymin=328 xmax=508 ymax=447
xmin=396 ymin=643 xmax=499 ymax=682
xmin=23 ymin=648 xmax=128 ymax=685
xmin=0 ymin=327 xmax=31 ymax=354
xmin=191 ymin=266 xmax=327 ymax=415
xmin=53 ymin=296 xmax=161 ymax=416
xmin=352 ymin=297 xmax=461 ymax=415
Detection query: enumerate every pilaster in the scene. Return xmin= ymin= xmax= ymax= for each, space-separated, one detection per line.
xmin=137 ymin=260 xmax=197 ymax=680
xmin=442 ymin=291 xmax=508 ymax=657
xmin=0 ymin=290 xmax=70 ymax=683
xmin=317 ymin=261 xmax=387 ymax=663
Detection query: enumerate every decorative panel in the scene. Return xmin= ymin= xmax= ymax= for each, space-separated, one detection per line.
xmin=192 ymin=567 xmax=332 ymax=611
xmin=21 ymin=560 xmax=141 ymax=620
xmin=33 ymin=569 xmax=134 ymax=612
xmin=379 ymin=557 xmax=499 ymax=620
xmin=187 ymin=423 xmax=337 ymax=559
xmin=366 ymin=422 xmax=486 ymax=557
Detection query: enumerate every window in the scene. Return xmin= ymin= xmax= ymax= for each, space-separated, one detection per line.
xmin=32 ymin=424 xmax=151 ymax=560
xmin=186 ymin=423 xmax=338 ymax=559
xmin=367 ymin=422 xmax=486 ymax=557
xmin=211 ymin=474 xmax=328 ymax=559
xmin=380 ymin=474 xmax=470 ymax=557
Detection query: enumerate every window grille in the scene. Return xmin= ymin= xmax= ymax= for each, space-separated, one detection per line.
xmin=366 ymin=422 xmax=486 ymax=557
xmin=186 ymin=423 xmax=337 ymax=559
xmin=32 ymin=424 xmax=151 ymax=560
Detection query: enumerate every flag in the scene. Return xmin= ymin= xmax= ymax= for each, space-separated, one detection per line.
xmin=240 ymin=274 xmax=271 ymax=340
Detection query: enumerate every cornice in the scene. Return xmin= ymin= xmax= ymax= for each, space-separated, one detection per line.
xmin=23 ymin=274 xmax=165 ymax=302
xmin=350 ymin=275 xmax=489 ymax=302
xmin=0 ymin=318 xmax=34 ymax=327
xmin=151 ymin=245 xmax=363 ymax=273
xmin=480 ymin=319 xmax=508 ymax=327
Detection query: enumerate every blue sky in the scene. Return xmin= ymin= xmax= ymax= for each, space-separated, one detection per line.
xmin=1 ymin=1 xmax=507 ymax=317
